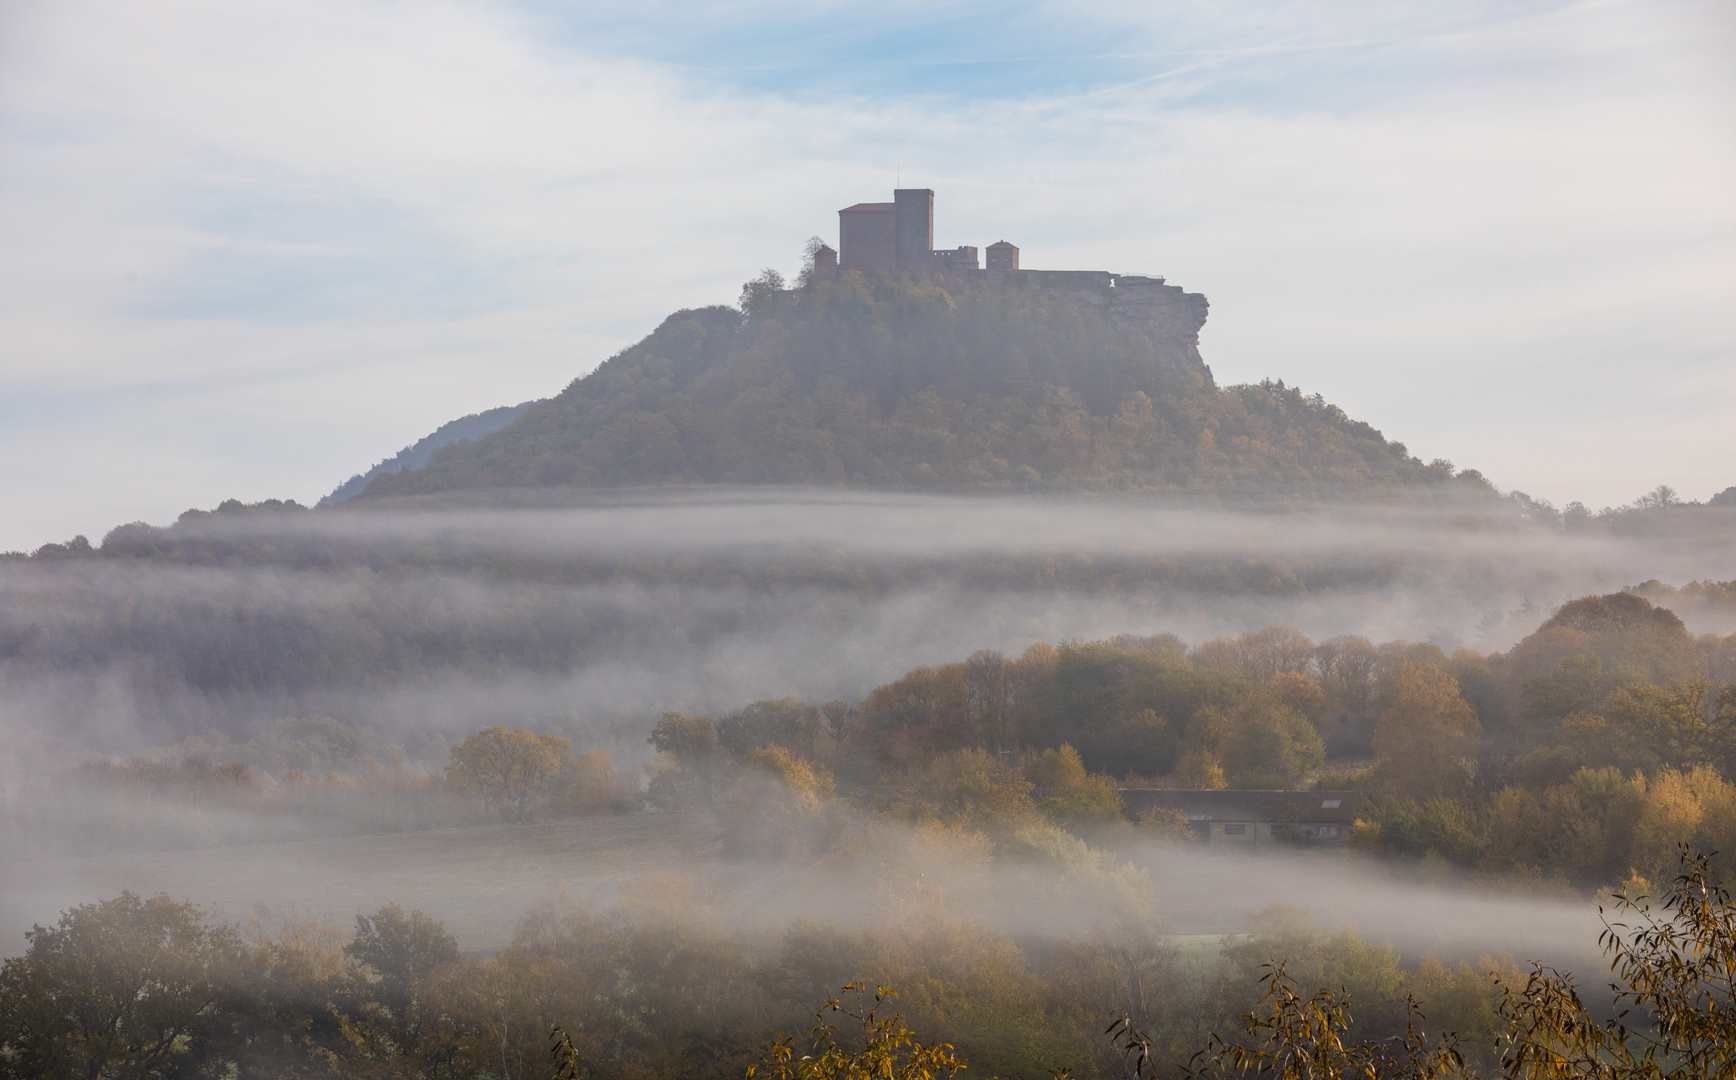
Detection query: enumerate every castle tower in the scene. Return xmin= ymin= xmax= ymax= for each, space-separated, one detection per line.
xmin=812 ymin=244 xmax=839 ymax=281
xmin=838 ymin=202 xmax=896 ymax=272
xmin=986 ymin=240 xmax=1019 ymax=271
xmin=893 ymin=188 xmax=934 ymax=271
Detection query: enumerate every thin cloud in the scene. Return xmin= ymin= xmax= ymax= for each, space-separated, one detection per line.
xmin=0 ymin=0 xmax=1732 ymax=549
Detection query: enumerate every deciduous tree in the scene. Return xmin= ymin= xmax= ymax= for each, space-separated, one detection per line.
xmin=445 ymin=726 xmax=574 ymax=822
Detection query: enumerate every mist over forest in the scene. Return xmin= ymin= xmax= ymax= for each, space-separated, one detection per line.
xmin=6 ymin=488 xmax=1735 ymax=762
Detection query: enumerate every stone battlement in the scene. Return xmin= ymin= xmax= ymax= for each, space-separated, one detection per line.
xmin=825 ymin=190 xmax=1209 ymax=368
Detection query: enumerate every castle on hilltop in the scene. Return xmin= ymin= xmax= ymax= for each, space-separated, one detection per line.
xmin=812 ymin=188 xmax=1210 ymax=359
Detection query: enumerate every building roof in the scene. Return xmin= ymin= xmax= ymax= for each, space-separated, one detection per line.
xmin=988 ymin=240 xmax=1018 ymax=249
xmin=1119 ymin=789 xmax=1368 ymax=823
xmin=839 ymin=202 xmax=894 ymax=213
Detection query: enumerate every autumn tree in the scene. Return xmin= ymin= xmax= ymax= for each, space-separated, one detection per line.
xmin=1191 ymin=627 xmax=1315 ymax=685
xmin=964 ymin=649 xmax=1010 ymax=751
xmin=895 ymin=748 xmax=1036 ymax=835
xmin=0 ymin=891 xmax=242 ymax=1080
xmin=719 ymin=745 xmax=836 ymax=858
xmin=561 ymin=748 xmax=630 ymax=815
xmin=1026 ymin=744 xmax=1123 ymax=822
xmin=1114 ymin=965 xmax=1461 ymax=1080
xmin=445 ymin=726 xmax=574 ymax=822
xmin=1369 ymin=663 xmax=1482 ymax=800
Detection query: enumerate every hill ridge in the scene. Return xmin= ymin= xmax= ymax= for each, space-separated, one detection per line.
xmin=357 ymin=270 xmax=1483 ymax=501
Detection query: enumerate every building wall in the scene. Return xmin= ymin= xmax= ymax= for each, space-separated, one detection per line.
xmin=1210 ymin=821 xmax=1280 ymax=845
xmin=839 ymin=204 xmax=896 ymax=272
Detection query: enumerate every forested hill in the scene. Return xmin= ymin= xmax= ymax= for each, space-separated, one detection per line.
xmin=362 ymin=271 xmax=1483 ymax=499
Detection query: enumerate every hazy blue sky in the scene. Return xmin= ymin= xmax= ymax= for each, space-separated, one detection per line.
xmin=1 ymin=0 xmax=1732 ymax=550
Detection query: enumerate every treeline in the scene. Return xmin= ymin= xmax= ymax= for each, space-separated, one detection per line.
xmin=354 ymin=271 xmax=1467 ymax=498
xmin=9 ymin=851 xmax=1732 ymax=1080
xmin=0 ymin=878 xmax=1528 ymax=1080
xmin=687 ymin=588 xmax=1734 ymax=890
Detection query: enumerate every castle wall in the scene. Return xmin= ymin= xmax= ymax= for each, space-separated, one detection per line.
xmin=928 ymin=245 xmax=978 ymax=271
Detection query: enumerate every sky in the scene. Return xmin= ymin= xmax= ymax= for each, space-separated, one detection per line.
xmin=0 ymin=0 xmax=1732 ymax=552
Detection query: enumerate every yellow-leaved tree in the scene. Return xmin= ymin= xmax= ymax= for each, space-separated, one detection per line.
xmin=445 ymin=727 xmax=573 ymax=822
xmin=1369 ymin=662 xmax=1482 ymax=800
xmin=750 ymin=984 xmax=966 ymax=1080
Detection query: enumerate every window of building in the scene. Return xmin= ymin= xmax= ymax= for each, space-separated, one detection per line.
xmin=1222 ymin=824 xmax=1247 ymax=836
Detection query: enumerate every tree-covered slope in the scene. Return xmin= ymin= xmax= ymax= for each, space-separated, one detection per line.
xmin=320 ymin=400 xmax=534 ymax=505
xmin=362 ymin=271 xmax=1469 ymax=499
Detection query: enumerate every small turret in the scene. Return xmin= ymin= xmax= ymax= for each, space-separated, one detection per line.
xmin=812 ymin=244 xmax=839 ymax=282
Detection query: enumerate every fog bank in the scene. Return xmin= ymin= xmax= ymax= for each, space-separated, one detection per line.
xmin=5 ymin=490 xmax=1733 ymax=766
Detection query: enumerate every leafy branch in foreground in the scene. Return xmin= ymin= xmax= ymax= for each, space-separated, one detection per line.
xmin=1103 ymin=845 xmax=1735 ymax=1080
xmin=750 ymin=983 xmax=969 ymax=1080
xmin=1109 ymin=964 xmax=1462 ymax=1080
xmin=1497 ymin=844 xmax=1736 ymax=1079
xmin=549 ymin=1023 xmax=586 ymax=1080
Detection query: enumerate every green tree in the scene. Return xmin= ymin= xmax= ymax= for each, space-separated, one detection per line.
xmin=1217 ymin=700 xmax=1324 ymax=789
xmin=335 ymin=904 xmax=471 ymax=1078
xmin=648 ymin=712 xmax=721 ymax=809
xmin=344 ymin=903 xmax=460 ymax=992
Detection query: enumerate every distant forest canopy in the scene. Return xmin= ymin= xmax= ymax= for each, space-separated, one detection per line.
xmin=355 ymin=270 xmax=1484 ymax=499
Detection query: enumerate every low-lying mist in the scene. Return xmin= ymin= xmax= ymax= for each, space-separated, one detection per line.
xmin=4 ymin=489 xmax=1733 ymax=765
xmin=0 ymin=807 xmax=1601 ymax=971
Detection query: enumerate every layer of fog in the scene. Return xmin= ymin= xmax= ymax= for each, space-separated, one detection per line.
xmin=5 ymin=489 xmax=1735 ymax=769
xmin=0 ymin=812 xmax=1605 ymax=977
